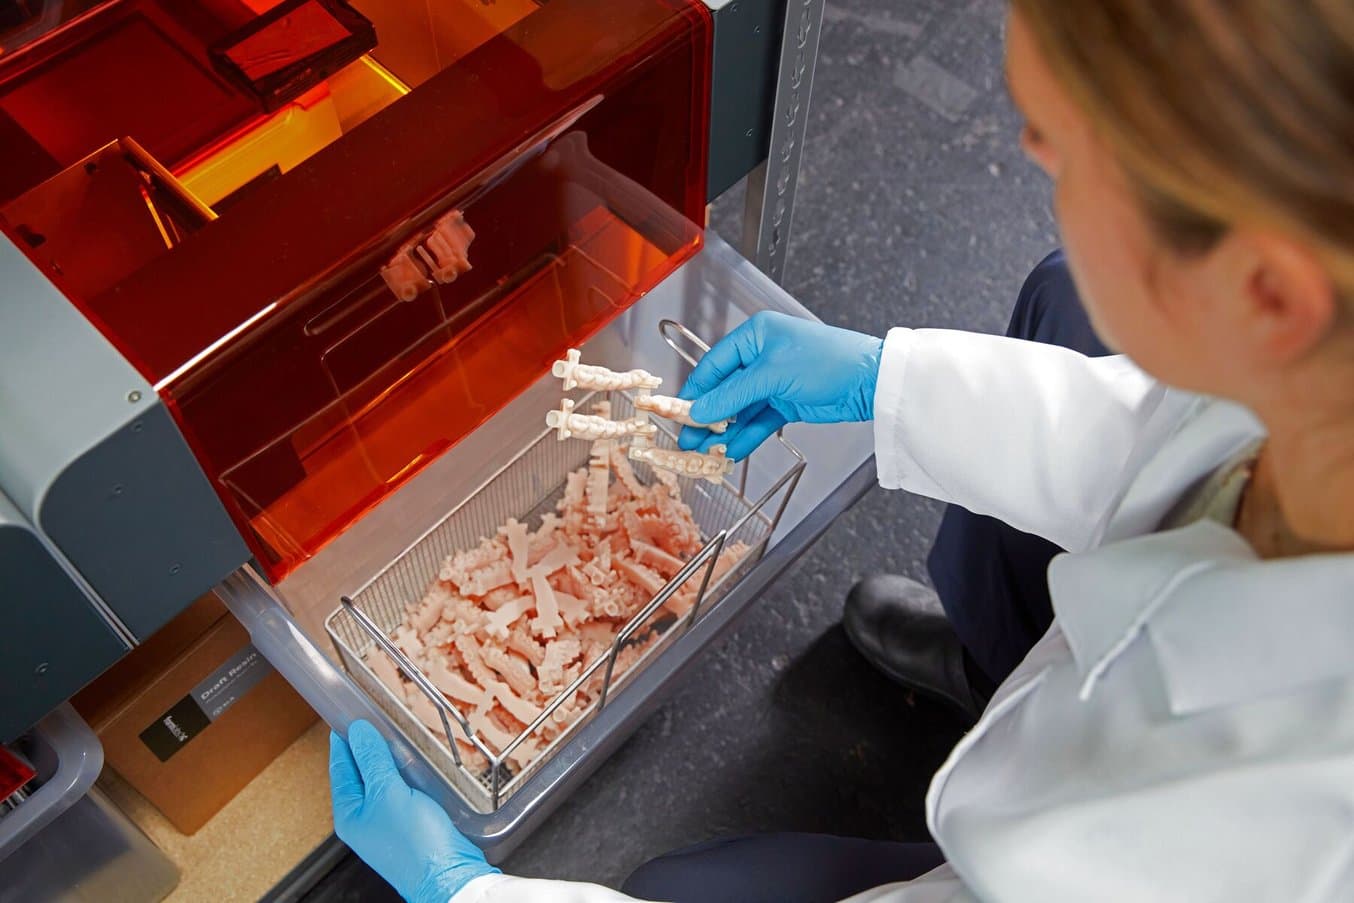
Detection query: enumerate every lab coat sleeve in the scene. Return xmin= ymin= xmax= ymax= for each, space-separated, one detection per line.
xmin=450 ymin=874 xmax=656 ymax=903
xmin=450 ymin=865 xmax=983 ymax=903
xmin=938 ymin=753 xmax=1354 ymax=902
xmin=838 ymin=863 xmax=981 ymax=902
xmin=873 ymin=328 xmax=1187 ymax=553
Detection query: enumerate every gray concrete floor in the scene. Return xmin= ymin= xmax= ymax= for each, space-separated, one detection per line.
xmin=306 ymin=0 xmax=1057 ymax=897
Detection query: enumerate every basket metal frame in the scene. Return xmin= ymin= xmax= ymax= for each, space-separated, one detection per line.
xmin=325 ymin=321 xmax=805 ymax=811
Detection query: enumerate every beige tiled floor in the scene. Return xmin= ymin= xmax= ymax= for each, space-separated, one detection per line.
xmin=100 ymin=722 xmax=333 ymax=903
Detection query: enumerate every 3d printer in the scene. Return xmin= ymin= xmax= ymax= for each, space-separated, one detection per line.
xmin=0 ymin=0 xmax=873 ymax=859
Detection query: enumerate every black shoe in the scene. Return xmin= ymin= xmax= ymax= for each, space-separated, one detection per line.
xmin=843 ymin=574 xmax=990 ymax=722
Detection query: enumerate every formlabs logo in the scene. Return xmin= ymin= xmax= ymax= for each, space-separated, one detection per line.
xmin=163 ymin=715 xmax=189 ymax=743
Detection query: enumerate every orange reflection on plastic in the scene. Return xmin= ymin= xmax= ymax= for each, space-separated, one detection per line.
xmin=238 ymin=206 xmax=682 ymax=565
xmin=0 ymin=1 xmax=262 ymax=203
xmin=350 ymin=0 xmax=541 ymax=89
xmin=225 ymin=3 xmax=350 ymax=82
xmin=173 ymin=85 xmax=343 ymax=207
xmin=0 ymin=0 xmax=712 ymax=580
xmin=0 ymin=138 xmax=216 ymax=301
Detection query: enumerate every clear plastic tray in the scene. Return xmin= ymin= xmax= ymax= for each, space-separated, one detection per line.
xmin=0 ymin=706 xmax=178 ymax=902
xmin=214 ymin=233 xmax=878 ymax=860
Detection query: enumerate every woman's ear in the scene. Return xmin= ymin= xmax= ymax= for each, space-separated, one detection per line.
xmin=1234 ymin=230 xmax=1337 ymax=365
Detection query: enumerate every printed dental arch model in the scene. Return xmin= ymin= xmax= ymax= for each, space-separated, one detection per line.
xmin=546 ymin=349 xmax=736 ymax=483
xmin=380 ymin=209 xmax=476 ymax=302
xmin=551 ymin=349 xmax=662 ymax=392
xmin=629 ymin=444 xmax=733 ymax=480
xmin=546 ymin=398 xmax=657 ymax=442
xmin=633 ymin=393 xmax=729 ymax=433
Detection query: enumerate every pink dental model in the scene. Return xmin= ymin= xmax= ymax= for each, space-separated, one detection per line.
xmin=418 ymin=210 xmax=475 ymax=284
xmin=633 ymin=394 xmax=730 ymax=433
xmin=379 ymin=242 xmax=430 ymax=302
xmin=551 ymin=349 xmax=662 ymax=392
xmin=548 ymin=348 xmax=737 ymax=482
xmin=546 ymin=398 xmax=657 ymax=441
xmin=380 ymin=209 xmax=475 ymax=301
xmin=629 ymin=444 xmax=735 ymax=483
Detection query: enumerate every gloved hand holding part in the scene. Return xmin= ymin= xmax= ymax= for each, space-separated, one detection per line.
xmin=330 ymin=720 xmax=500 ymax=903
xmin=677 ymin=311 xmax=884 ymax=460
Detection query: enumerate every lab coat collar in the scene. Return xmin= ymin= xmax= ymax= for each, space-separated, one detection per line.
xmin=1049 ymin=520 xmax=1354 ymax=714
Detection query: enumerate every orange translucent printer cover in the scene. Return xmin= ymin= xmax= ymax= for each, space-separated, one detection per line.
xmin=0 ymin=0 xmax=713 ymax=579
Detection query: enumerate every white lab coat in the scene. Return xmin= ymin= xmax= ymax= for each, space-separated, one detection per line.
xmin=452 ymin=328 xmax=1354 ymax=903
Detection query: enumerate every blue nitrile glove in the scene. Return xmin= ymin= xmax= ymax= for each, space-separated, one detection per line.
xmin=678 ymin=310 xmax=884 ymax=460
xmin=330 ymin=721 xmax=499 ymax=903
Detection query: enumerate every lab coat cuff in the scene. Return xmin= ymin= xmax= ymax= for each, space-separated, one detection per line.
xmin=449 ymin=873 xmax=514 ymax=903
xmin=448 ymin=873 xmax=642 ymax=902
xmin=873 ymin=327 xmax=917 ymax=490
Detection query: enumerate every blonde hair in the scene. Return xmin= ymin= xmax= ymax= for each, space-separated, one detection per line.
xmin=1011 ymin=0 xmax=1354 ymax=302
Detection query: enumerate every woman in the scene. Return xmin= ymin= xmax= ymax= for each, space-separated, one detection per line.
xmin=329 ymin=2 xmax=1354 ymax=900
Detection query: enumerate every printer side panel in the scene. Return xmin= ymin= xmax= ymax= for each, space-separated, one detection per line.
xmin=0 ymin=491 xmax=129 ymax=742
xmin=0 ymin=238 xmax=250 ymax=643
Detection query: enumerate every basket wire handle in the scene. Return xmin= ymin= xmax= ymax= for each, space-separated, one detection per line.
xmin=659 ymin=318 xmax=711 ymax=365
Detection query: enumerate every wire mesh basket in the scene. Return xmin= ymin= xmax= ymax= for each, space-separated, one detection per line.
xmin=325 ymin=321 xmax=805 ymax=812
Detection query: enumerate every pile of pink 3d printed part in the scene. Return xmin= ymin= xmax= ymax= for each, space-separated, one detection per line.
xmin=366 ymin=350 xmax=749 ymax=776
